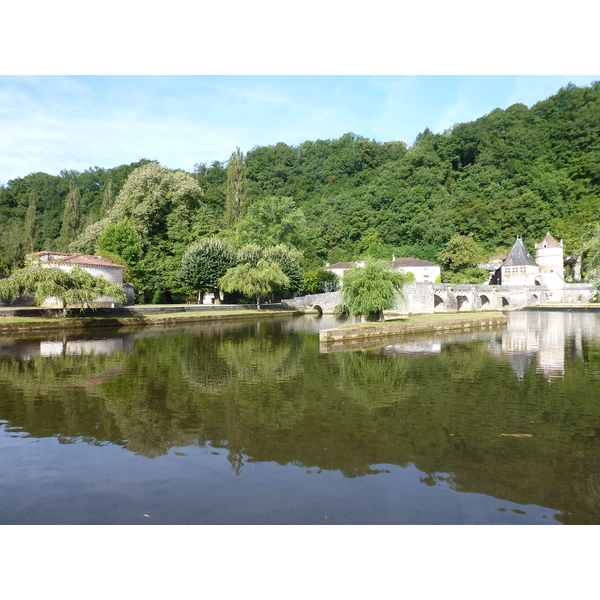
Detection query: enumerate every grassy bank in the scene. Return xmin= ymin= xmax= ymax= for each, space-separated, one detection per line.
xmin=0 ymin=309 xmax=301 ymax=333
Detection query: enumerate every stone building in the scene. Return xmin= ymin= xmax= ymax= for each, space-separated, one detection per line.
xmin=492 ymin=233 xmax=565 ymax=288
xmin=493 ymin=236 xmax=540 ymax=286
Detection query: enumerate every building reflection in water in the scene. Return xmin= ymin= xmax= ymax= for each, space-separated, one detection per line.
xmin=323 ymin=310 xmax=600 ymax=383
xmin=381 ymin=339 xmax=442 ymax=357
xmin=39 ymin=337 xmax=133 ymax=357
xmin=0 ymin=334 xmax=135 ymax=360
xmin=491 ymin=311 xmax=600 ymax=381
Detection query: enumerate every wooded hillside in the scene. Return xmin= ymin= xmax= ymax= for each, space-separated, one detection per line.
xmin=1 ymin=81 xmax=598 ymax=301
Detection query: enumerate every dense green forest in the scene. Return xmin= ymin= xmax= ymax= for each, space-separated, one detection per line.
xmin=1 ymin=82 xmax=599 ymax=302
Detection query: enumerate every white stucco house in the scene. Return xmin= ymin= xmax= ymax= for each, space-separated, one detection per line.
xmin=324 ymin=261 xmax=361 ymax=281
xmin=390 ymin=257 xmax=441 ymax=282
xmin=325 ymin=257 xmax=441 ymax=284
xmin=26 ymin=251 xmax=126 ymax=307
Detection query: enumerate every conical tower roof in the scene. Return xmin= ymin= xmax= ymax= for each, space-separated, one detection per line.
xmin=502 ymin=236 xmax=538 ymax=267
xmin=535 ymin=232 xmax=562 ymax=249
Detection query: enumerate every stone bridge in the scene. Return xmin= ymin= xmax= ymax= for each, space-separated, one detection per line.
xmin=282 ymin=291 xmax=342 ymax=314
xmin=282 ymin=282 xmax=590 ymax=315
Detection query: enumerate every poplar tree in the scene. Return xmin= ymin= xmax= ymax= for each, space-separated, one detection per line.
xmin=61 ymin=180 xmax=82 ymax=247
xmin=224 ymin=147 xmax=249 ymax=228
xmin=25 ymin=191 xmax=37 ymax=252
xmin=101 ymin=177 xmax=114 ymax=216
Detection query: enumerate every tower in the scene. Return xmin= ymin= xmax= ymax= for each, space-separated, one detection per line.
xmin=535 ymin=232 xmax=564 ymax=287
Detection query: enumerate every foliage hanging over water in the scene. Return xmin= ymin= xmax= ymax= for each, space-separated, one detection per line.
xmin=341 ymin=259 xmax=411 ymax=319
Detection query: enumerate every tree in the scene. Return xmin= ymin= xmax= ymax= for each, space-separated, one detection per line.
xmin=101 ymin=177 xmax=114 ymax=216
xmin=303 ymin=267 xmax=339 ymax=294
xmin=356 ymin=227 xmax=387 ymax=259
xmin=437 ymin=233 xmax=488 ymax=283
xmin=219 ymin=259 xmax=289 ymax=309
xmin=96 ymin=218 xmax=143 ymax=273
xmin=73 ymin=162 xmax=205 ymax=302
xmin=179 ymin=238 xmax=236 ymax=303
xmin=0 ymin=264 xmax=126 ymax=314
xmin=583 ymin=225 xmax=600 ymax=300
xmin=263 ymin=245 xmax=304 ymax=297
xmin=2 ymin=220 xmax=27 ymax=270
xmin=224 ymin=147 xmax=249 ymax=228
xmin=341 ymin=259 xmax=410 ymax=321
xmin=236 ymin=243 xmax=264 ymax=267
xmin=234 ymin=244 xmax=304 ymax=299
xmin=73 ymin=162 xmax=204 ymax=254
xmin=0 ymin=250 xmax=8 ymax=275
xmin=234 ymin=195 xmax=305 ymax=247
xmin=60 ymin=180 xmax=82 ymax=249
xmin=25 ymin=192 xmax=38 ymax=253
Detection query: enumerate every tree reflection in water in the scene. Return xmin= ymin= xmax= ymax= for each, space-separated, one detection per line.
xmin=2 ymin=312 xmax=600 ymax=523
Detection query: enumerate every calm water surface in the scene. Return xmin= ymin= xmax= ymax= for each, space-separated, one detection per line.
xmin=1 ymin=310 xmax=600 ymax=525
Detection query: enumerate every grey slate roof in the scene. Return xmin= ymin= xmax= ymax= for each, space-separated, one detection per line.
xmin=502 ymin=237 xmax=538 ymax=267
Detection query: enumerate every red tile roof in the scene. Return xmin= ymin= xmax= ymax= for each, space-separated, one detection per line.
xmin=391 ymin=257 xmax=439 ymax=268
xmin=26 ymin=252 xmax=125 ymax=269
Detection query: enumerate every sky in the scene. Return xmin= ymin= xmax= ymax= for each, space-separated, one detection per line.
xmin=1 ymin=74 xmax=598 ymax=186
xmin=2 ymin=2 xmax=599 ymax=186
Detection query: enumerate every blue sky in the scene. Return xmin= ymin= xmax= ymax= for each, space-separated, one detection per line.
xmin=2 ymin=3 xmax=598 ymax=186
xmin=1 ymin=75 xmax=598 ymax=185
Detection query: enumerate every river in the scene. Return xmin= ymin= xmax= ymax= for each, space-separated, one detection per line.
xmin=1 ymin=310 xmax=600 ymax=524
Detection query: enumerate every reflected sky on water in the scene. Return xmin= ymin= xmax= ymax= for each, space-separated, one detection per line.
xmin=1 ymin=311 xmax=600 ymax=524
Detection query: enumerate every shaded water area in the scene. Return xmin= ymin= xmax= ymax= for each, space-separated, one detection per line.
xmin=2 ymin=310 xmax=600 ymax=524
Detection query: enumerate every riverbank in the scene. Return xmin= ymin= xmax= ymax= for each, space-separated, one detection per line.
xmin=319 ymin=312 xmax=508 ymax=343
xmin=0 ymin=308 xmax=301 ymax=333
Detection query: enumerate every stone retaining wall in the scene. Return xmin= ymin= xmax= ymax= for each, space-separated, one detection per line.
xmin=319 ymin=313 xmax=508 ymax=343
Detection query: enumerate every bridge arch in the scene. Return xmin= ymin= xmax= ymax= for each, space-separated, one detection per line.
xmin=457 ymin=295 xmax=470 ymax=312
xmin=312 ymin=304 xmax=323 ymax=315
xmin=433 ymin=294 xmax=445 ymax=312
xmin=480 ymin=294 xmax=490 ymax=309
xmin=501 ymin=297 xmax=510 ymax=308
